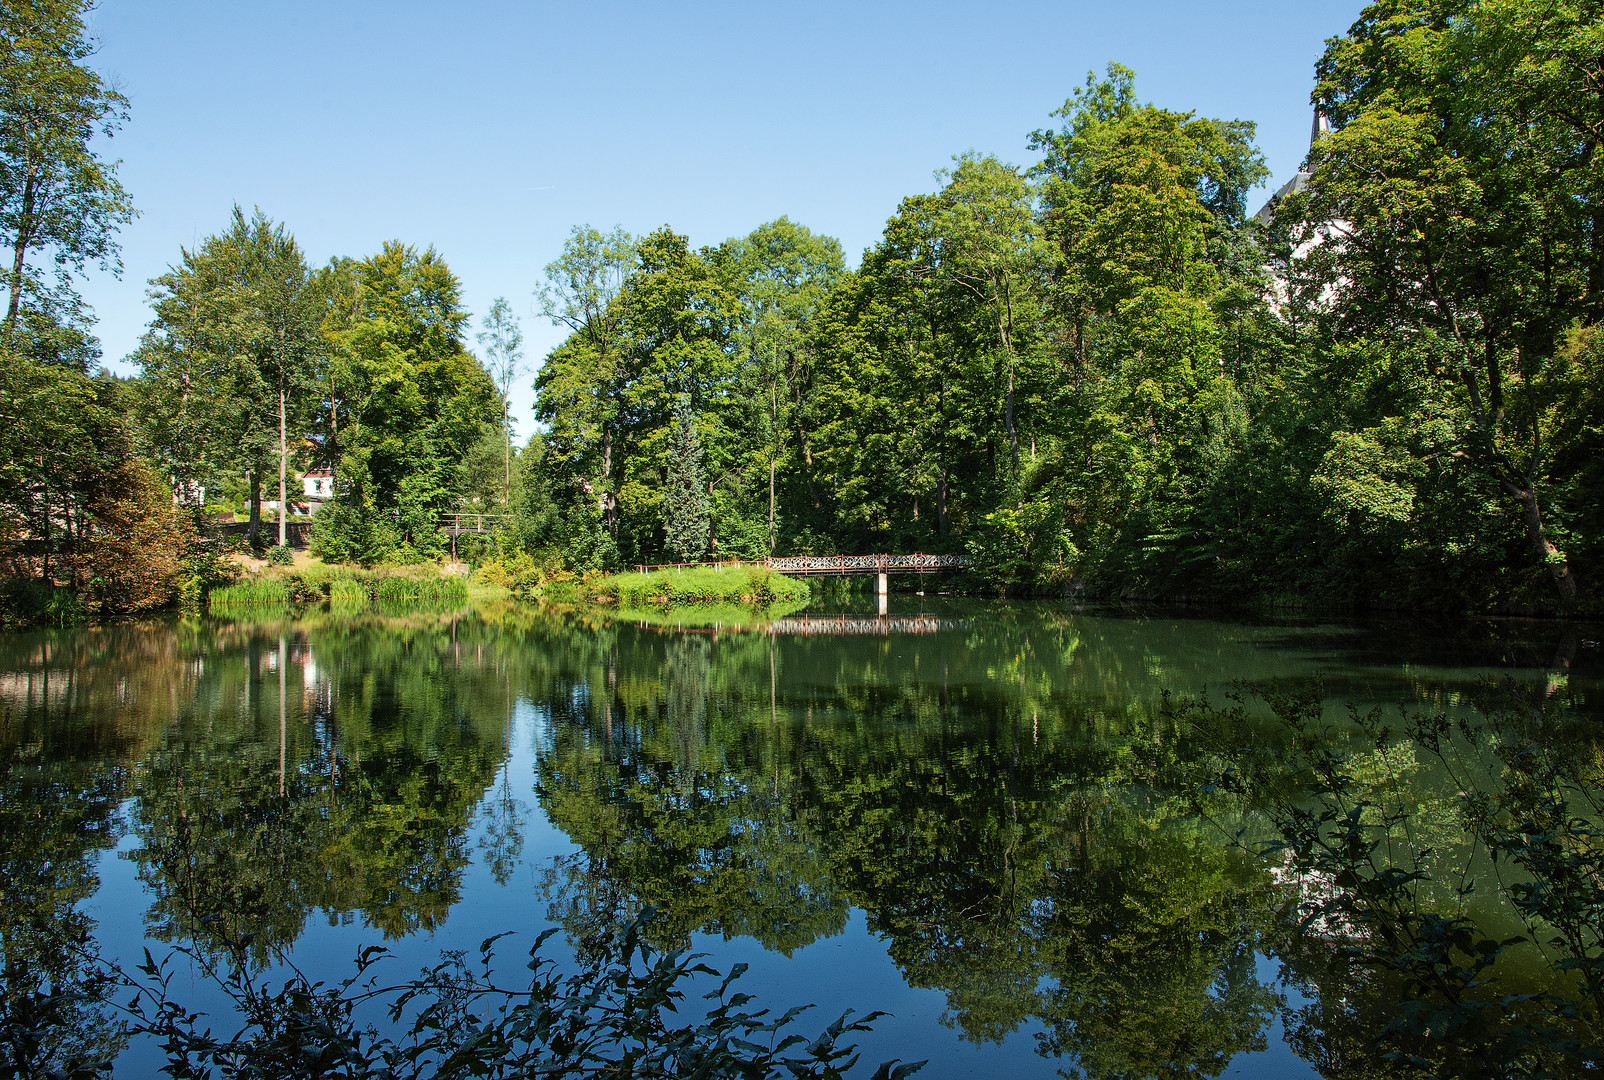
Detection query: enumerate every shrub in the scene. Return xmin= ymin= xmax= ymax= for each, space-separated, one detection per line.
xmin=268 ymin=544 xmax=294 ymax=565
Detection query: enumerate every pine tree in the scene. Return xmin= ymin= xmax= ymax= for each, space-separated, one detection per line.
xmin=662 ymin=395 xmax=709 ymax=562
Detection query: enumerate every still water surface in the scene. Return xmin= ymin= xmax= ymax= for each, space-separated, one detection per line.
xmin=1 ymin=597 xmax=1599 ymax=1076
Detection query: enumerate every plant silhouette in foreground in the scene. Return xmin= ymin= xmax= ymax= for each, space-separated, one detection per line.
xmin=7 ymin=911 xmax=923 ymax=1079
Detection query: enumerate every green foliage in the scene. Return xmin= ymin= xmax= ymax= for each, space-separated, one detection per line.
xmin=0 ymin=577 xmax=84 ymax=627
xmin=311 ymin=243 xmax=498 ymax=565
xmin=133 ymin=206 xmax=322 ymax=543
xmin=0 ymin=0 xmax=136 ymax=354
xmin=374 ymin=573 xmax=468 ymax=603
xmin=1 ymin=359 xmax=195 ymax=622
xmin=208 ymin=577 xmax=291 ymax=606
xmin=329 ymin=577 xmax=367 ymax=607
xmin=267 ymin=543 xmax=294 ymax=565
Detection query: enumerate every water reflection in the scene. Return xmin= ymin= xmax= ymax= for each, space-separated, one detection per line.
xmin=0 ymin=601 xmax=1598 ymax=1077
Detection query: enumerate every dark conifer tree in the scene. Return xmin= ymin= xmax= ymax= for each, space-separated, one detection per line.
xmin=662 ymin=395 xmax=709 ymax=562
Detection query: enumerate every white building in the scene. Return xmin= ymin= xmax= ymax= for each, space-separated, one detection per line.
xmin=303 ymin=468 xmax=335 ymax=511
xmin=1256 ymin=110 xmax=1348 ymax=315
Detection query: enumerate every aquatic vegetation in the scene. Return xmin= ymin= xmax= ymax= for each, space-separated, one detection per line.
xmin=207 ymin=578 xmax=290 ymax=606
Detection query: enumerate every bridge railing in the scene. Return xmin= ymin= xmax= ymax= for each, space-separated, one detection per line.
xmin=629 ymin=554 xmax=969 ymax=576
xmin=440 ymin=512 xmax=515 ymax=534
xmin=631 ymin=559 xmax=764 ymax=573
xmin=766 ymin=553 xmax=968 ymax=576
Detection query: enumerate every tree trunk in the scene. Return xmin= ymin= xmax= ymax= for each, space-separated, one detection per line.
xmin=600 ymin=422 xmax=616 ymax=530
xmin=327 ymin=370 xmax=340 ymax=493
xmin=1001 ymin=286 xmax=1018 ymax=473
xmin=503 ymin=400 xmax=512 ymax=507
xmin=248 ymin=471 xmax=262 ymax=544
xmin=3 ymin=167 xmax=37 ymax=345
xmin=1501 ymin=476 xmax=1577 ymax=606
xmin=768 ymin=457 xmax=777 ymax=553
xmin=278 ymin=386 xmax=288 ymax=548
xmin=707 ymin=479 xmax=718 ymax=557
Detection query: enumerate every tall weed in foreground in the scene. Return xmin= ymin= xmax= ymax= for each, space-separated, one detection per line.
xmin=1179 ymin=682 xmax=1604 ymax=1079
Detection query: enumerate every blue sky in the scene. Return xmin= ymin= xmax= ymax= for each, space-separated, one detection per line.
xmin=79 ymin=1 xmax=1366 ymax=437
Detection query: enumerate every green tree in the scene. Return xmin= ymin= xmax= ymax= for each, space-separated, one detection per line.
xmin=312 ymin=241 xmax=497 ymax=562
xmin=718 ymin=218 xmax=846 ymax=553
xmin=1279 ymin=0 xmax=1604 ymax=607
xmin=535 ymin=226 xmax=638 ymax=528
xmin=477 ymin=295 xmax=525 ymax=506
xmin=1020 ymin=64 xmax=1267 ymax=592
xmin=134 ymin=207 xmax=321 ymax=545
xmin=535 ymin=227 xmax=741 ymax=565
xmin=662 ymin=395 xmax=710 ymax=563
xmin=0 ymin=0 xmax=135 ymax=357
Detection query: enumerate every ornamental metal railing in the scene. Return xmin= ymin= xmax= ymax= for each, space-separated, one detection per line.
xmin=767 ymin=615 xmax=969 ymax=635
xmin=630 ymin=554 xmax=968 ymax=575
xmin=764 ymin=553 xmax=969 ymax=576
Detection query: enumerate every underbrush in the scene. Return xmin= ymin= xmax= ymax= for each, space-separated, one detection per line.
xmin=0 ymin=578 xmax=88 ymax=628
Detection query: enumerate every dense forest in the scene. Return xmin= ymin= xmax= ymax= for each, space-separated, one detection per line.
xmin=3 ymin=0 xmax=1603 ymax=619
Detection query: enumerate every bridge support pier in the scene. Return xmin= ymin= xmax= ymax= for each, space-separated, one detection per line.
xmin=876 ymin=571 xmax=888 ymax=615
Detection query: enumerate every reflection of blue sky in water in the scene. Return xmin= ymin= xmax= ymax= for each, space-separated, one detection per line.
xmin=1 ymin=602 xmax=1596 ymax=1076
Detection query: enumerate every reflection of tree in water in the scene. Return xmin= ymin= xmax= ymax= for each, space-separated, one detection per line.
xmin=0 ymin=637 xmax=134 ymax=1072
xmin=1029 ymin=803 xmax=1280 ymax=1079
xmin=476 ymin=672 xmax=528 ymax=887
xmin=664 ymin=636 xmax=710 ymax=791
xmin=532 ymin=617 xmax=1292 ymax=1079
xmin=7 ymin=603 xmax=1600 ymax=1077
xmin=113 ymin=619 xmax=511 ymax=964
xmin=538 ymin=633 xmax=849 ymax=958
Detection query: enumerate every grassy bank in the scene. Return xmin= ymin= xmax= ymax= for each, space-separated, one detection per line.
xmin=575 ymin=565 xmax=810 ymax=607
xmin=610 ymin=598 xmax=811 ymax=630
xmin=208 ymin=564 xmax=467 ymax=610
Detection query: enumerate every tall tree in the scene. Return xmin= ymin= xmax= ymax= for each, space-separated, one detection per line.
xmin=134 ymin=207 xmax=320 ymax=546
xmin=477 ymin=296 xmax=525 ymax=506
xmin=1022 ymin=64 xmax=1266 ymax=586
xmin=535 ymin=226 xmax=741 ymax=565
xmin=0 ymin=0 xmax=135 ymax=355
xmin=662 ymin=395 xmax=709 ymax=563
xmin=719 ymin=218 xmax=845 ymax=552
xmin=312 ymin=241 xmax=496 ymax=562
xmin=1284 ymin=0 xmax=1604 ymax=606
xmin=535 ymin=226 xmax=637 ymax=524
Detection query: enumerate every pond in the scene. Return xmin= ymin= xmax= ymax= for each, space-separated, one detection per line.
xmin=1 ymin=596 xmax=1600 ymax=1076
